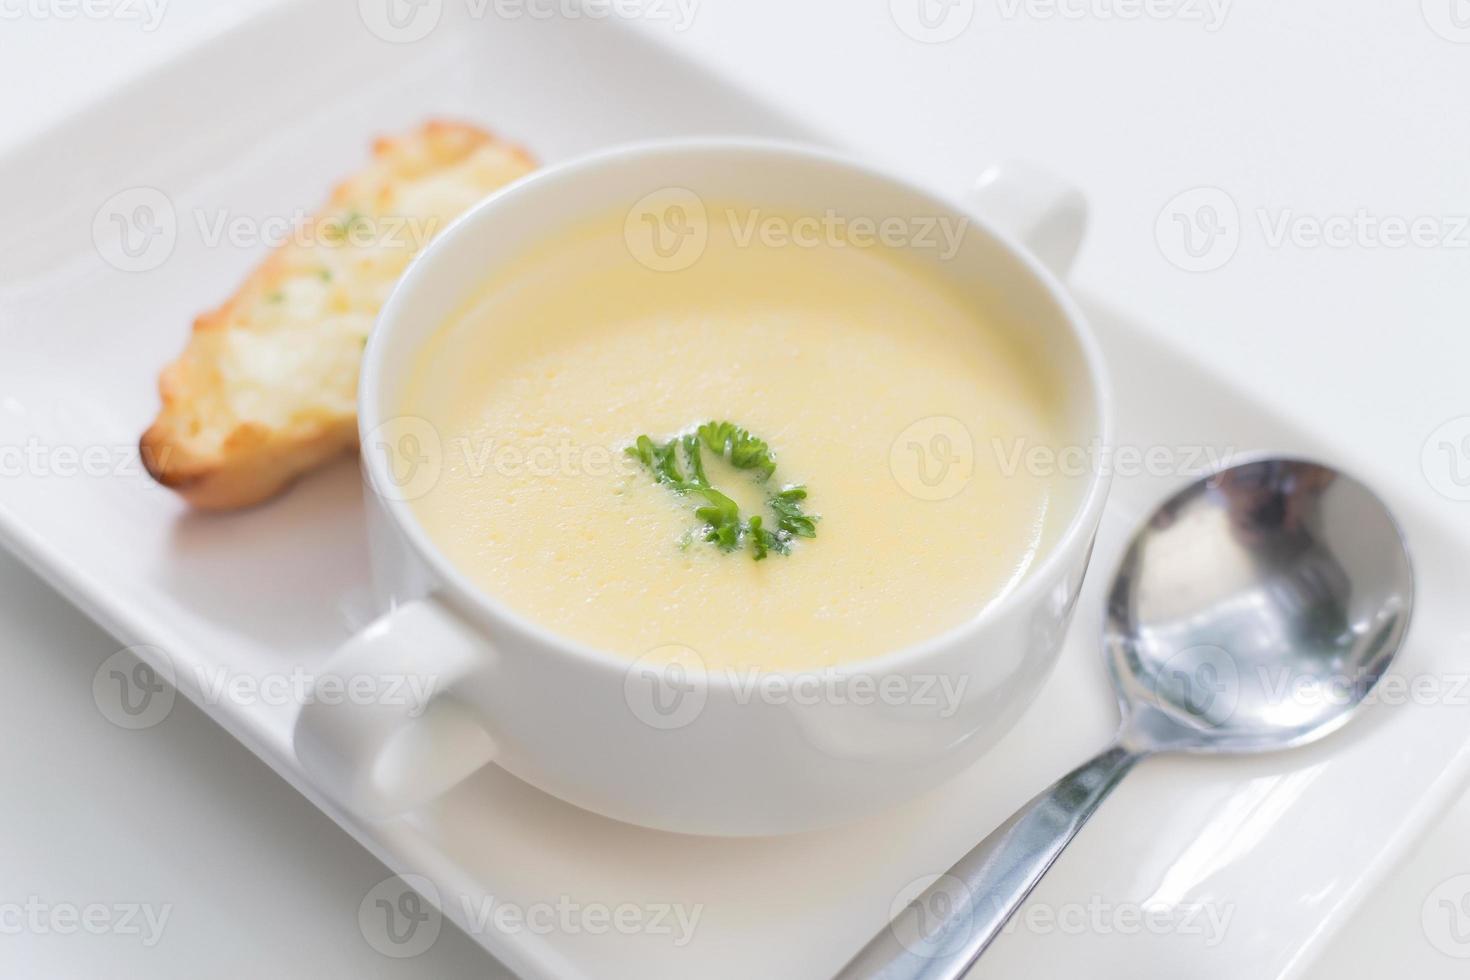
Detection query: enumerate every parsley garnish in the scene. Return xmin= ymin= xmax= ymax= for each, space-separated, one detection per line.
xmin=625 ymin=422 xmax=818 ymax=560
xmin=771 ymin=485 xmax=818 ymax=539
xmin=696 ymin=421 xmax=776 ymax=481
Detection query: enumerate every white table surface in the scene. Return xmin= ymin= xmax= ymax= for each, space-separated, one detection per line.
xmin=1 ymin=1 xmax=1467 ymax=976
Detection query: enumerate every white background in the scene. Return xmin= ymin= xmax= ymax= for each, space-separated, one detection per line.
xmin=1 ymin=0 xmax=1468 ymax=976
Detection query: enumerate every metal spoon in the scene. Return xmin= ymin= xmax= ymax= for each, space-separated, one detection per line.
xmin=835 ymin=457 xmax=1414 ymax=980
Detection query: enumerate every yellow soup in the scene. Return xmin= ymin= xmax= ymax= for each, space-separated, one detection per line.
xmin=401 ymin=207 xmax=1069 ymax=671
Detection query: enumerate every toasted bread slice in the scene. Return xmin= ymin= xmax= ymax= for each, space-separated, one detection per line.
xmin=141 ymin=121 xmax=536 ymax=509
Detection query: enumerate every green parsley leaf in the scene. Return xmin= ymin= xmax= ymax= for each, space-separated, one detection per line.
xmin=626 ymin=423 xmax=819 ymax=560
xmin=771 ymin=484 xmax=818 ymax=538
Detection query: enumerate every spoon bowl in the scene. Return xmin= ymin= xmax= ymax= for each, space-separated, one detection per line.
xmin=836 ymin=457 xmax=1415 ymax=980
xmin=1107 ymin=457 xmax=1414 ymax=754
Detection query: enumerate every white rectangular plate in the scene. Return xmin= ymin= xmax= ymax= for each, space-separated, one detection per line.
xmin=2 ymin=4 xmax=1468 ymax=977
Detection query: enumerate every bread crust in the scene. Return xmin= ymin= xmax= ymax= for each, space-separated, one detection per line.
xmin=141 ymin=121 xmax=536 ymax=509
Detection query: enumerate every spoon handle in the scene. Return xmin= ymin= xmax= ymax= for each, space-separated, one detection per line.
xmin=833 ymin=743 xmax=1141 ymax=980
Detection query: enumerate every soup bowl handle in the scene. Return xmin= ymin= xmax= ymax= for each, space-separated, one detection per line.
xmin=968 ymin=160 xmax=1088 ymax=278
xmin=294 ymin=596 xmax=497 ymax=820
